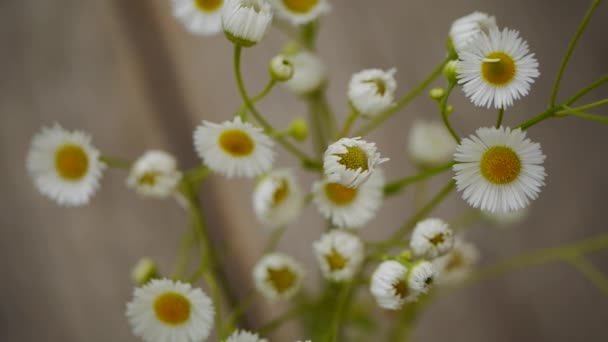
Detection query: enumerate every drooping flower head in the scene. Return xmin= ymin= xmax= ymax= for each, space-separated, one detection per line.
xmin=449 ymin=11 xmax=497 ymax=52
xmin=171 ymin=0 xmax=226 ymax=35
xmin=453 ymin=126 xmax=546 ymax=213
xmin=457 ymin=27 xmax=540 ymax=109
xmin=126 ymin=279 xmax=214 ymax=342
xmin=323 ymin=137 xmax=388 ymax=188
xmin=127 ymin=150 xmax=182 ymax=199
xmin=313 ymin=169 xmax=384 ymax=229
xmin=222 ymin=0 xmax=273 ymax=47
xmin=370 ymin=260 xmax=417 ymax=310
xmin=348 ymin=68 xmax=397 ymax=117
xmin=253 ymin=253 xmax=304 ymax=300
xmin=410 ymin=218 xmax=454 ymax=259
xmin=27 ymin=124 xmax=105 ymax=206
xmin=272 ymin=0 xmax=331 ymax=26
xmin=313 ymin=230 xmax=365 ymax=282
xmin=194 ymin=117 xmax=274 ymax=178
xmin=253 ymin=169 xmax=303 ymax=229
xmin=406 ymin=260 xmax=437 ymax=294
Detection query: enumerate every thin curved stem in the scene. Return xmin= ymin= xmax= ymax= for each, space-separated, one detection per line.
xmin=99 ymin=155 xmax=131 ymax=170
xmin=562 ymin=98 xmax=608 ymax=112
xmin=238 ymin=80 xmax=277 ymax=121
xmin=564 ymin=74 xmax=608 ymax=105
xmin=354 ymin=57 xmax=450 ymax=137
xmin=338 ymin=109 xmax=358 ymax=139
xmin=439 ymin=81 xmax=459 ymax=142
xmin=233 ymin=46 xmax=321 ymax=169
xmin=549 ymin=0 xmax=602 ymax=106
xmin=566 ymin=255 xmax=608 ymax=296
xmin=560 ymin=106 xmax=608 ymax=124
xmin=384 ymin=162 xmax=454 ymax=196
xmin=496 ymin=108 xmax=505 ymax=128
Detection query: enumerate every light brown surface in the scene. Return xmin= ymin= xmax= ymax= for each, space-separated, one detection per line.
xmin=1 ymin=0 xmax=607 ymax=341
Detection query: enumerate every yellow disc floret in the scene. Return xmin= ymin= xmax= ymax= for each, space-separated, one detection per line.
xmin=266 ymin=266 xmax=297 ymax=293
xmin=481 ymin=52 xmax=516 ymax=86
xmin=392 ymin=279 xmax=409 ymax=299
xmin=219 ymin=129 xmax=255 ymax=157
xmin=282 ymin=0 xmax=319 ymax=13
xmin=325 ymin=183 xmax=358 ymax=205
xmin=154 ymin=292 xmax=191 ymax=325
xmin=337 ymin=145 xmax=369 ymax=171
xmin=272 ymin=179 xmax=289 ymax=207
xmin=480 ymin=146 xmax=521 ymax=184
xmin=325 ymin=248 xmax=348 ymax=271
xmin=194 ymin=0 xmax=223 ymax=12
xmin=55 ymin=144 xmax=89 ymax=180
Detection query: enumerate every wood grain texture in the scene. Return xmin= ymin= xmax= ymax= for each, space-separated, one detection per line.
xmin=1 ymin=0 xmax=607 ymax=341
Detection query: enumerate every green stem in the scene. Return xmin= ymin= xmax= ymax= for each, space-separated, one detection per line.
xmin=559 ymin=106 xmax=608 ymax=124
xmin=99 ymin=155 xmax=131 ymax=170
xmin=182 ymin=165 xmax=211 ymax=187
xmin=562 ymin=98 xmax=608 ymax=112
xmin=384 ymin=162 xmax=454 ymax=196
xmin=221 ymin=292 xmax=257 ymax=339
xmin=566 ymin=255 xmax=608 ymax=296
xmin=354 ymin=57 xmax=450 ymax=137
xmin=307 ymin=90 xmax=329 ymax=157
xmin=549 ymin=0 xmax=602 ymax=106
xmin=439 ymin=81 xmax=459 ymax=142
xmin=233 ymin=45 xmax=321 ymax=169
xmin=564 ymin=74 xmax=608 ymax=105
xmin=326 ymin=278 xmax=358 ymax=342
xmin=338 ymin=109 xmax=358 ymax=139
xmin=171 ymin=226 xmax=196 ymax=280
xmin=496 ymin=108 xmax=505 ymax=128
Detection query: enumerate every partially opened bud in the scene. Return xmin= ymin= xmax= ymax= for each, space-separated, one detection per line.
xmin=269 ymin=54 xmax=294 ymax=82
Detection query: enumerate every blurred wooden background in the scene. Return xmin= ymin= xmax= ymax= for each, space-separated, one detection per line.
xmin=1 ymin=0 xmax=607 ymax=341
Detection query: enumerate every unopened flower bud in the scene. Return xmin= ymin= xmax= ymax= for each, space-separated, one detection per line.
xmin=269 ymin=55 xmax=294 ymax=82
xmin=288 ymin=118 xmax=308 ymax=141
xmin=446 ymin=105 xmax=454 ymax=114
xmin=131 ymin=258 xmax=158 ymax=285
xmin=429 ymin=87 xmax=446 ymax=100
xmin=443 ymin=60 xmax=459 ymax=83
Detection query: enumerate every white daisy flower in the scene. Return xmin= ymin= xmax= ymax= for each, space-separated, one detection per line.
xmin=323 ymin=137 xmax=388 ymax=188
xmin=171 ymin=0 xmax=225 ymax=36
xmin=26 ymin=124 xmax=105 ymax=207
xmin=253 ymin=169 xmax=303 ymax=229
xmin=313 ymin=230 xmax=365 ymax=282
xmin=433 ymin=238 xmax=480 ymax=286
xmin=410 ymin=218 xmax=454 ymax=259
xmin=407 ymin=260 xmax=437 ymax=294
xmin=127 ymin=150 xmax=182 ymax=199
xmin=453 ymin=126 xmax=546 ymax=213
xmin=312 ymin=169 xmax=384 ymax=229
xmin=407 ymin=120 xmax=456 ymax=167
xmin=222 ymin=0 xmax=273 ymax=47
xmin=370 ymin=260 xmax=416 ymax=310
xmin=449 ymin=12 xmax=497 ymax=52
xmin=225 ymin=330 xmax=268 ymax=342
xmin=457 ymin=27 xmax=540 ymax=109
xmin=348 ymin=68 xmax=397 ymax=118
xmin=272 ymin=0 xmax=330 ymax=25
xmin=193 ymin=117 xmax=274 ymax=178
xmin=253 ymin=253 xmax=304 ymax=300
xmin=126 ymin=278 xmax=214 ymax=342
xmin=284 ymin=51 xmax=327 ymax=95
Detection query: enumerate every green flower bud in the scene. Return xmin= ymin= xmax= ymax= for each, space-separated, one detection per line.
xmin=131 ymin=257 xmax=158 ymax=285
xmin=288 ymin=118 xmax=308 ymax=141
xmin=269 ymin=55 xmax=294 ymax=82
xmin=429 ymin=87 xmax=446 ymax=100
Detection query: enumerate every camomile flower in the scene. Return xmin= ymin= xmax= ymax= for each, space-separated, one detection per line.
xmin=370 ymin=260 xmax=416 ymax=310
xmin=457 ymin=27 xmax=540 ymax=109
xmin=253 ymin=169 xmax=303 ymax=229
xmin=194 ymin=117 xmax=274 ymax=178
xmin=272 ymin=0 xmax=330 ymax=25
xmin=407 ymin=260 xmax=437 ymax=294
xmin=126 ymin=278 xmax=214 ymax=342
xmin=284 ymin=50 xmax=327 ymax=95
xmin=312 ymin=169 xmax=384 ymax=229
xmin=407 ymin=120 xmax=456 ymax=167
xmin=348 ymin=68 xmax=397 ymax=118
xmin=171 ymin=0 xmax=225 ymax=36
xmin=127 ymin=150 xmax=182 ymax=199
xmin=323 ymin=137 xmax=388 ymax=188
xmin=225 ymin=330 xmax=268 ymax=342
xmin=222 ymin=0 xmax=273 ymax=47
xmin=313 ymin=230 xmax=365 ymax=282
xmin=453 ymin=126 xmax=546 ymax=213
xmin=433 ymin=238 xmax=480 ymax=286
xmin=26 ymin=124 xmax=105 ymax=206
xmin=253 ymin=253 xmax=304 ymax=300
xmin=449 ymin=12 xmax=497 ymax=53
xmin=410 ymin=218 xmax=454 ymax=259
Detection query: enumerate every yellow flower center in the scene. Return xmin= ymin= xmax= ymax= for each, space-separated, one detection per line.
xmin=282 ymin=0 xmax=319 ymax=13
xmin=325 ymin=183 xmax=358 ymax=205
xmin=272 ymin=179 xmax=289 ymax=207
xmin=55 ymin=144 xmax=89 ymax=180
xmin=219 ymin=129 xmax=255 ymax=157
xmin=392 ymin=279 xmax=409 ymax=299
xmin=325 ymin=248 xmax=348 ymax=271
xmin=138 ymin=171 xmax=160 ymax=186
xmin=363 ymin=79 xmax=386 ymax=96
xmin=429 ymin=233 xmax=445 ymax=246
xmin=337 ymin=145 xmax=369 ymax=171
xmin=481 ymin=52 xmax=516 ymax=86
xmin=480 ymin=146 xmax=521 ymax=184
xmin=193 ymin=0 xmax=223 ymax=12
xmin=153 ymin=292 xmax=191 ymax=325
xmin=267 ymin=266 xmax=297 ymax=293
